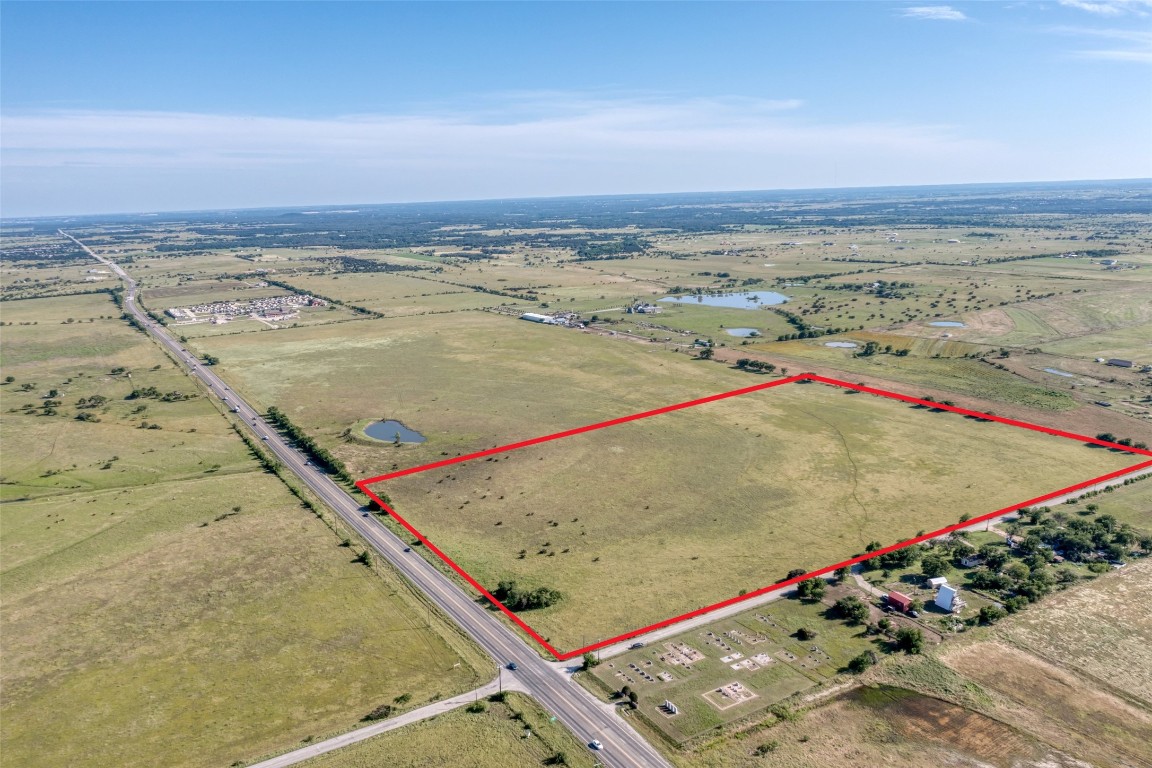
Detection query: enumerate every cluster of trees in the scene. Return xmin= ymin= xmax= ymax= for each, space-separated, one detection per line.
xmin=1096 ymin=432 xmax=1149 ymax=450
xmin=770 ymin=307 xmax=851 ymax=341
xmin=794 ymin=577 xmax=826 ymax=601
xmin=734 ymin=359 xmax=777 ymax=373
xmin=491 ymin=580 xmax=563 ymax=611
xmin=265 ymin=406 xmax=354 ymax=484
xmin=1013 ymin=508 xmax=1150 ymax=565
xmin=834 ymin=595 xmax=871 ymax=624
xmin=314 ymin=255 xmax=425 ymax=273
xmin=855 ymin=341 xmax=910 ymax=358
xmin=125 ymin=386 xmax=193 ymax=402
xmin=823 ymin=280 xmax=915 ymax=299
xmin=572 ymin=236 xmax=650 ymax=261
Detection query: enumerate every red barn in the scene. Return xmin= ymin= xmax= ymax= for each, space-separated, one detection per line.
xmin=887 ymin=591 xmax=913 ymax=613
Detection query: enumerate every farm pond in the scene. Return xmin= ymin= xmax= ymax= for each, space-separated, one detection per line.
xmin=660 ymin=291 xmax=790 ymax=309
xmin=364 ymin=420 xmax=427 ymax=443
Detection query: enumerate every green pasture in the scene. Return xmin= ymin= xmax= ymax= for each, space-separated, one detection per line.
xmin=189 ymin=310 xmax=1139 ymax=649
xmin=283 ymin=272 xmax=533 ymax=315
xmin=0 ymin=293 xmax=254 ymax=501
xmin=1075 ymin=477 xmax=1152 ymax=532
xmin=1 ymin=293 xmax=487 ymax=768
xmin=750 ymin=338 xmax=1079 ymax=411
xmin=1 ymin=471 xmax=486 ymax=768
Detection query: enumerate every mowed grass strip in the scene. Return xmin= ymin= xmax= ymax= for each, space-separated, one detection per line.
xmin=376 ymin=382 xmax=1139 ymax=650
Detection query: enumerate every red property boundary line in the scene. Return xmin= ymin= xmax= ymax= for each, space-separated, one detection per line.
xmin=357 ymin=373 xmax=1152 ymax=661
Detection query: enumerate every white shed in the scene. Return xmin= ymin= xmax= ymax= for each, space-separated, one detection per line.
xmin=927 ymin=576 xmax=949 ymax=589
xmin=935 ymin=584 xmax=963 ymax=612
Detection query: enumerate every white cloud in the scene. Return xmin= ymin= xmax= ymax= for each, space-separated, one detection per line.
xmin=1047 ymin=24 xmax=1152 ymax=62
xmin=0 ymin=93 xmax=1114 ymax=216
xmin=901 ymin=6 xmax=968 ymax=21
xmin=1076 ymin=47 xmax=1152 ymax=60
xmin=1058 ymin=0 xmax=1152 ymax=15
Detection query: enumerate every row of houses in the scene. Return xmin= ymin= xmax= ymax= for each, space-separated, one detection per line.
xmin=166 ymin=293 xmax=326 ymax=321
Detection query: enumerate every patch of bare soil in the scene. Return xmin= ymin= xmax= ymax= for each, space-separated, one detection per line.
xmin=851 ymin=685 xmax=1044 ymax=766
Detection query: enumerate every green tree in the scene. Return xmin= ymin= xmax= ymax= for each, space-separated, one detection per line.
xmin=895 ymin=627 xmax=924 ymax=654
xmin=696 ymin=346 xmax=714 ymax=360
xmin=921 ymin=551 xmax=952 ymax=578
xmin=795 ymin=577 xmax=826 ymax=601
xmin=847 ymin=651 xmax=877 ymax=673
xmin=979 ymin=605 xmax=1006 ymax=624
xmin=835 ymin=595 xmax=870 ymax=625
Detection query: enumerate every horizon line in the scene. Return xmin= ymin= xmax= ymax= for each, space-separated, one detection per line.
xmin=4 ymin=177 xmax=1149 ymax=223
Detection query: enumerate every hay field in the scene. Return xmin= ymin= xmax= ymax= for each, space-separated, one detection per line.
xmin=994 ymin=560 xmax=1152 ymax=706
xmin=372 ymin=380 xmax=1137 ymax=650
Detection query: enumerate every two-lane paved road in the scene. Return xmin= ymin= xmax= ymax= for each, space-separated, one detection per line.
xmin=64 ymin=232 xmax=671 ymax=768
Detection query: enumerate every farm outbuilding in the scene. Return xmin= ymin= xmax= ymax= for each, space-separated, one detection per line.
xmin=520 ymin=312 xmax=552 ymax=324
xmin=927 ymin=576 xmax=949 ymax=589
xmin=935 ymin=584 xmax=965 ymax=612
xmin=1106 ymin=359 xmax=1133 ymax=368
xmin=887 ymin=591 xmax=913 ymax=613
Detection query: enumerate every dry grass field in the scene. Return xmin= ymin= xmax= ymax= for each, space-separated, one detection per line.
xmin=669 ymin=684 xmax=1088 ymax=768
xmin=994 ymin=559 xmax=1152 ymax=706
xmin=0 ymin=293 xmax=488 ymax=768
xmin=367 ymin=378 xmax=1137 ymax=650
xmin=182 ymin=307 xmax=1144 ymax=651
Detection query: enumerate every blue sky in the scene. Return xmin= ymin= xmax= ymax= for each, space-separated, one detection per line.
xmin=2 ymin=1 xmax=1150 ymax=217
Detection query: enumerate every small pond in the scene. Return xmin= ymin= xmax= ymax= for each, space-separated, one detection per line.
xmin=726 ymin=328 xmax=761 ymax=337
xmin=824 ymin=341 xmax=859 ymax=348
xmin=928 ymin=321 xmax=966 ymax=328
xmin=1043 ymin=367 xmax=1075 ymax=378
xmin=364 ymin=420 xmax=427 ymax=443
xmin=659 ymin=290 xmax=790 ymax=310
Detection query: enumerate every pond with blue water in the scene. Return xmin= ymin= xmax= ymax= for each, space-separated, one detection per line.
xmin=659 ymin=290 xmax=790 ymax=310
xmin=364 ymin=420 xmax=427 ymax=443
xmin=726 ymin=328 xmax=762 ymax=337
xmin=929 ymin=321 xmax=966 ymax=328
